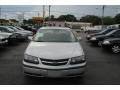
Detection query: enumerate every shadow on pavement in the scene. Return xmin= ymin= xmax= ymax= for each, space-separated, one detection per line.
xmin=23 ymin=76 xmax=85 ymax=85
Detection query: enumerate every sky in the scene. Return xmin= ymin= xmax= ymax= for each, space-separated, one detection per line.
xmin=0 ymin=5 xmax=120 ymax=20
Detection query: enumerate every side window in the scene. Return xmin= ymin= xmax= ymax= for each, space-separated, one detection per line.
xmin=114 ymin=30 xmax=120 ymax=36
xmin=0 ymin=27 xmax=9 ymax=33
xmin=0 ymin=27 xmax=2 ymax=32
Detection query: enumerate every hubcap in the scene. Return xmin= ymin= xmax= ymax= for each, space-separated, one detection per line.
xmin=112 ymin=45 xmax=120 ymax=53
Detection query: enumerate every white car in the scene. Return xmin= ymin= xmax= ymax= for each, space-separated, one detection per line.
xmin=23 ymin=27 xmax=86 ymax=78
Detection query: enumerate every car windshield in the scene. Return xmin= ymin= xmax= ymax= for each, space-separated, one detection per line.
xmin=98 ymin=29 xmax=113 ymax=34
xmin=105 ymin=30 xmax=117 ymax=36
xmin=16 ymin=27 xmax=24 ymax=30
xmin=6 ymin=27 xmax=15 ymax=33
xmin=33 ymin=29 xmax=77 ymax=42
xmin=8 ymin=27 xmax=18 ymax=32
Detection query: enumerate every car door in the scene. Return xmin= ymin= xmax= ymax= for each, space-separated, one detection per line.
xmin=112 ymin=30 xmax=120 ymax=38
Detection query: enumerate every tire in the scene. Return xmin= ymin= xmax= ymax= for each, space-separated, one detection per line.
xmin=98 ymin=41 xmax=103 ymax=47
xmin=111 ymin=44 xmax=120 ymax=54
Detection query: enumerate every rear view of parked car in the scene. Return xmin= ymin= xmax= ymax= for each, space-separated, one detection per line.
xmin=89 ymin=29 xmax=120 ymax=46
xmin=23 ymin=27 xmax=86 ymax=78
xmin=86 ymin=28 xmax=114 ymax=40
xmin=0 ymin=26 xmax=19 ymax=44
xmin=0 ymin=33 xmax=8 ymax=46
xmin=8 ymin=26 xmax=29 ymax=41
xmin=14 ymin=26 xmax=33 ymax=36
xmin=102 ymin=38 xmax=120 ymax=53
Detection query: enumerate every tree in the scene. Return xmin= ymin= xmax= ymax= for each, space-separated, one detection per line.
xmin=45 ymin=15 xmax=56 ymax=21
xmin=9 ymin=19 xmax=18 ymax=23
xmin=80 ymin=15 xmax=101 ymax=25
xmin=114 ymin=13 xmax=120 ymax=24
xmin=51 ymin=15 xmax=55 ymax=20
xmin=57 ymin=14 xmax=77 ymax=22
xmin=23 ymin=19 xmax=34 ymax=24
xmin=103 ymin=16 xmax=115 ymax=25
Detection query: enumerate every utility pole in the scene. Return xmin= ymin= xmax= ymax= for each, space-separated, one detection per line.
xmin=43 ymin=5 xmax=45 ymax=26
xmin=101 ymin=5 xmax=105 ymax=29
xmin=38 ymin=12 xmax=40 ymax=17
xmin=49 ymin=5 xmax=51 ymax=21
xmin=0 ymin=7 xmax=1 ymax=19
xmin=23 ymin=12 xmax=25 ymax=20
xmin=48 ymin=5 xmax=51 ymax=25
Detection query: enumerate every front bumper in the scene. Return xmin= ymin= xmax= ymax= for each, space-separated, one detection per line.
xmin=89 ymin=39 xmax=98 ymax=44
xmin=0 ymin=39 xmax=8 ymax=45
xmin=23 ymin=62 xmax=86 ymax=78
xmin=86 ymin=36 xmax=91 ymax=40
xmin=102 ymin=43 xmax=112 ymax=49
xmin=17 ymin=35 xmax=28 ymax=40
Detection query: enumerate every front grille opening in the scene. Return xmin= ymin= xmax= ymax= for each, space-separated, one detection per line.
xmin=40 ymin=58 xmax=69 ymax=66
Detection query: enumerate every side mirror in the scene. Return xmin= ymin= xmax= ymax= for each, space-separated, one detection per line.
xmin=77 ymin=36 xmax=82 ymax=41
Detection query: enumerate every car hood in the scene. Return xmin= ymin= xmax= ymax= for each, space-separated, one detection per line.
xmin=15 ymin=31 xmax=27 ymax=35
xmin=0 ymin=32 xmax=12 ymax=38
xmin=94 ymin=34 xmax=106 ymax=39
xmin=105 ymin=38 xmax=120 ymax=41
xmin=25 ymin=42 xmax=84 ymax=59
xmin=17 ymin=31 xmax=32 ymax=35
xmin=21 ymin=30 xmax=31 ymax=33
xmin=89 ymin=33 xmax=101 ymax=36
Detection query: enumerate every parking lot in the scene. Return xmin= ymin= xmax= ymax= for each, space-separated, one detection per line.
xmin=0 ymin=32 xmax=120 ymax=85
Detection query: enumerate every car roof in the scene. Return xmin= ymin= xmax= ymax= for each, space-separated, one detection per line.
xmin=40 ymin=26 xmax=71 ymax=30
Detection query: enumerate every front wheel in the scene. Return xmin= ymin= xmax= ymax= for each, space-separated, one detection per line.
xmin=111 ymin=44 xmax=120 ymax=54
xmin=98 ymin=41 xmax=103 ymax=47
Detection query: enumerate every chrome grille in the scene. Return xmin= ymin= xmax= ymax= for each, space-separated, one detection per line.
xmin=40 ymin=58 xmax=69 ymax=66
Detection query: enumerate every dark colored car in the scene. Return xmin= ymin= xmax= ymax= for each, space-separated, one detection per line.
xmin=102 ymin=38 xmax=120 ymax=53
xmin=89 ymin=29 xmax=120 ymax=46
xmin=0 ymin=33 xmax=8 ymax=46
xmin=0 ymin=26 xmax=21 ymax=44
xmin=86 ymin=29 xmax=114 ymax=40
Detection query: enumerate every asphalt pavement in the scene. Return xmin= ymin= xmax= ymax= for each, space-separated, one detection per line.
xmin=0 ymin=33 xmax=120 ymax=85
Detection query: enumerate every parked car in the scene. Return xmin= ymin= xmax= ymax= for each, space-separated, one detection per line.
xmin=8 ymin=26 xmax=29 ymax=41
xmin=89 ymin=29 xmax=120 ymax=46
xmin=23 ymin=27 xmax=86 ymax=78
xmin=86 ymin=29 xmax=114 ymax=40
xmin=0 ymin=33 xmax=8 ymax=46
xmin=14 ymin=26 xmax=33 ymax=36
xmin=0 ymin=26 xmax=20 ymax=44
xmin=102 ymin=38 xmax=120 ymax=53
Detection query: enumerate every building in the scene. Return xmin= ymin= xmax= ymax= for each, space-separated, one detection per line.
xmin=45 ymin=21 xmax=65 ymax=27
xmin=65 ymin=22 xmax=92 ymax=29
xmin=45 ymin=21 xmax=92 ymax=30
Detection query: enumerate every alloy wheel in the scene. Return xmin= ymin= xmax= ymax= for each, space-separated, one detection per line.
xmin=111 ymin=45 xmax=120 ymax=54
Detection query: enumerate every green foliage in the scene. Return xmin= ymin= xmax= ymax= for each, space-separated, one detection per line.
xmin=114 ymin=13 xmax=120 ymax=24
xmin=103 ymin=16 xmax=114 ymax=25
xmin=57 ymin=14 xmax=77 ymax=22
xmin=80 ymin=15 xmax=101 ymax=25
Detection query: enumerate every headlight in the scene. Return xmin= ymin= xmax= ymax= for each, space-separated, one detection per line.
xmin=10 ymin=35 xmax=16 ymax=38
xmin=103 ymin=40 xmax=110 ymax=44
xmin=70 ymin=55 xmax=85 ymax=65
xmin=21 ymin=34 xmax=26 ymax=37
xmin=0 ymin=36 xmax=5 ymax=40
xmin=87 ymin=35 xmax=90 ymax=38
xmin=90 ymin=37 xmax=96 ymax=40
xmin=24 ymin=54 xmax=39 ymax=64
